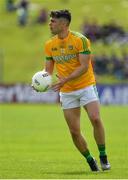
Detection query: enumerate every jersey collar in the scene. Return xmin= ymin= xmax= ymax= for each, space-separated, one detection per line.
xmin=57 ymin=31 xmax=71 ymax=42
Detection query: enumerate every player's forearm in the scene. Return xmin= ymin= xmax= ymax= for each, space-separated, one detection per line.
xmin=44 ymin=60 xmax=54 ymax=75
xmin=65 ymin=65 xmax=88 ymax=82
xmin=44 ymin=67 xmax=53 ymax=75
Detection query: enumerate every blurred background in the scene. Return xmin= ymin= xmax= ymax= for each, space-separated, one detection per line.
xmin=0 ymin=0 xmax=128 ymax=103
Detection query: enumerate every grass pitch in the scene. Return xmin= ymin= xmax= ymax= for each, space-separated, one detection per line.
xmin=0 ymin=104 xmax=128 ymax=179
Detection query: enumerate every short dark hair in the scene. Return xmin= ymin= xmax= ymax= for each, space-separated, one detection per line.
xmin=50 ymin=9 xmax=71 ymax=25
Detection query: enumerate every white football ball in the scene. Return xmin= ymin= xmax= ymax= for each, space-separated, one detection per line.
xmin=32 ymin=71 xmax=52 ymax=92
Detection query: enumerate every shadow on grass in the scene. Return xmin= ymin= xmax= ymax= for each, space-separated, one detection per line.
xmin=41 ymin=170 xmax=102 ymax=176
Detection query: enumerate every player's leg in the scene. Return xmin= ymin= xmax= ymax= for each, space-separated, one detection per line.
xmin=63 ymin=107 xmax=99 ymax=171
xmin=83 ymin=101 xmax=111 ymax=170
xmin=84 ymin=101 xmax=105 ymax=145
xmin=63 ymin=107 xmax=87 ymax=152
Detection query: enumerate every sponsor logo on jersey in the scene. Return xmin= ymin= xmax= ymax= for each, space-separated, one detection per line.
xmin=53 ymin=54 xmax=77 ymax=64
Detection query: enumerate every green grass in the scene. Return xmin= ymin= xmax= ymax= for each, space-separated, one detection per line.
xmin=0 ymin=0 xmax=128 ymax=83
xmin=0 ymin=104 xmax=128 ymax=178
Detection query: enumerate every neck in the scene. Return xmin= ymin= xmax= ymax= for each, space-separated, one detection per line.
xmin=58 ymin=29 xmax=69 ymax=39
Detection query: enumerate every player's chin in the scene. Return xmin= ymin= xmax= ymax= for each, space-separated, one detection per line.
xmin=51 ymin=30 xmax=57 ymax=35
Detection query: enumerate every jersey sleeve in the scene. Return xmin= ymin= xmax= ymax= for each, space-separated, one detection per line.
xmin=76 ymin=37 xmax=91 ymax=54
xmin=44 ymin=40 xmax=53 ymax=61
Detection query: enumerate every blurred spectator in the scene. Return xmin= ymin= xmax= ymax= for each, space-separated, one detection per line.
xmin=36 ymin=8 xmax=48 ymax=24
xmin=122 ymin=51 xmax=128 ymax=79
xmin=6 ymin=0 xmax=16 ymax=11
xmin=81 ymin=18 xmax=101 ymax=42
xmin=111 ymin=53 xmax=124 ymax=79
xmin=101 ymin=20 xmax=125 ymax=44
xmin=81 ymin=18 xmax=128 ymax=79
xmin=93 ymin=51 xmax=128 ymax=80
xmin=93 ymin=53 xmax=109 ymax=74
xmin=123 ymin=61 xmax=128 ymax=79
xmin=81 ymin=19 xmax=127 ymax=45
xmin=17 ymin=0 xmax=29 ymax=26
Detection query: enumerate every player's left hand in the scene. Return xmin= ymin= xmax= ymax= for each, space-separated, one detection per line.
xmin=51 ymin=75 xmax=68 ymax=91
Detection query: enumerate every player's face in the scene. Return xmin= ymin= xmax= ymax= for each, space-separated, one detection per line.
xmin=49 ymin=17 xmax=64 ymax=35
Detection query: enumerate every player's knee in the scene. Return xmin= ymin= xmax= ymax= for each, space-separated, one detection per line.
xmin=90 ymin=113 xmax=101 ymax=126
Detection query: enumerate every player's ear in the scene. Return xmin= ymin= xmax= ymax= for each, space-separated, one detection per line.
xmin=60 ymin=18 xmax=67 ymax=26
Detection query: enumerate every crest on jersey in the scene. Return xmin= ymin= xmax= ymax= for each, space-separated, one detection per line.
xmin=60 ymin=48 xmax=65 ymax=54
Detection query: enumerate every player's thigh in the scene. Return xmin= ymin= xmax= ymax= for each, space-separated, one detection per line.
xmin=60 ymin=92 xmax=80 ymax=109
xmin=80 ymin=85 xmax=99 ymax=107
xmin=63 ymin=107 xmax=81 ymax=132
xmin=83 ymin=101 xmax=101 ymax=121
